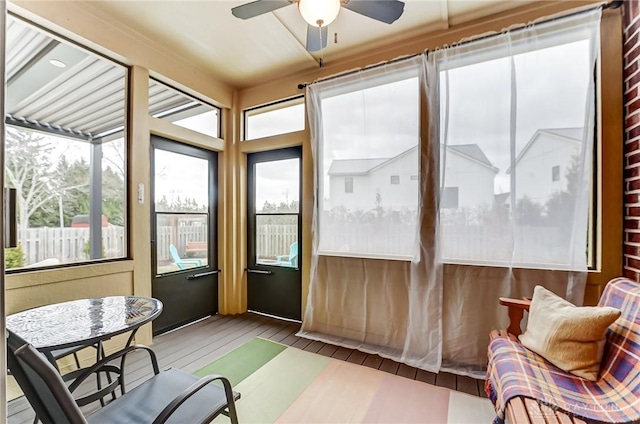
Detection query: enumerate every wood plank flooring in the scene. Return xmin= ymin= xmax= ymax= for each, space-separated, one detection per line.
xmin=7 ymin=312 xmax=487 ymax=423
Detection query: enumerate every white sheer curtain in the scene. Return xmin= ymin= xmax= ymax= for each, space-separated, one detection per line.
xmin=300 ymin=6 xmax=601 ymax=376
xmin=300 ymin=56 xmax=443 ymax=372
xmin=430 ymin=8 xmax=601 ymax=375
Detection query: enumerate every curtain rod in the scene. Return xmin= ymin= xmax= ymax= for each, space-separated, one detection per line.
xmin=297 ymin=0 xmax=621 ymax=90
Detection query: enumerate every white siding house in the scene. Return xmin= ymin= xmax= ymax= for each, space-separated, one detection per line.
xmin=511 ymin=128 xmax=583 ymax=204
xmin=442 ymin=144 xmax=499 ymax=209
xmin=327 ymin=144 xmax=498 ymax=212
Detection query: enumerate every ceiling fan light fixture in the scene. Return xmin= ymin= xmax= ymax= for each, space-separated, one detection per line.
xmin=298 ymin=0 xmax=340 ymax=27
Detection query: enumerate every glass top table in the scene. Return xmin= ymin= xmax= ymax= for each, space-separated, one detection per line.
xmin=7 ymin=296 xmax=163 ymax=352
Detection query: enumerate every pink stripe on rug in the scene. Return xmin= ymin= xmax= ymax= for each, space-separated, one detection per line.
xmin=275 ymin=359 xmax=385 ymax=423
xmin=362 ymin=373 xmax=451 ymax=423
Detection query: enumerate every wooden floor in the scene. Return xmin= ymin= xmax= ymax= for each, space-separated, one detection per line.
xmin=7 ymin=312 xmax=487 ymax=423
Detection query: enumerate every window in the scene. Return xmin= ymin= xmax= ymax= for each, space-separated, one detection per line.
xmin=149 ymin=79 xmax=220 ymax=138
xmin=317 ymin=66 xmax=419 ymax=259
xmin=345 ymin=177 xmax=354 ymax=193
xmin=244 ymin=97 xmax=305 ymax=140
xmin=5 ymin=16 xmax=127 ymax=270
xmin=437 ymin=17 xmax=598 ymax=269
xmin=410 ymin=175 xmax=419 ymax=181
xmin=441 ymin=187 xmax=459 ymax=209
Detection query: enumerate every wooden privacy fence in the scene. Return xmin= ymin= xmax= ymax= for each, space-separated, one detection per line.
xmin=256 ymin=224 xmax=298 ymax=259
xmin=320 ymin=222 xmax=416 ymax=256
xmin=16 ymin=223 xmax=565 ymax=267
xmin=18 ymin=226 xmax=125 ymax=266
xmin=156 ymin=225 xmax=209 ymax=262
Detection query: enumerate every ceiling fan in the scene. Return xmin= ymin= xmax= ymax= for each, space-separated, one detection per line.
xmin=231 ymin=0 xmax=405 ymax=52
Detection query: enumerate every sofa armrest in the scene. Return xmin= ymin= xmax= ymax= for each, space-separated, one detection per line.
xmin=499 ymin=297 xmax=531 ymax=337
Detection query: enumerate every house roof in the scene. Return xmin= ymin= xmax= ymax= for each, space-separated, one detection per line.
xmin=328 ymin=143 xmax=498 ymax=175
xmin=328 ymin=158 xmax=388 ymax=175
xmin=540 ymin=128 xmax=583 ymax=140
xmin=494 ymin=192 xmax=510 ymax=205
xmin=448 ymin=144 xmax=496 ymax=170
xmin=506 ymin=127 xmax=583 ymax=174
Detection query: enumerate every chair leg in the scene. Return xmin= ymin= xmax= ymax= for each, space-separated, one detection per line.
xmin=72 ymin=352 xmax=81 ymax=369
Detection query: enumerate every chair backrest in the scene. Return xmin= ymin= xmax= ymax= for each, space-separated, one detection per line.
xmin=289 ymin=241 xmax=298 ymax=268
xmin=169 ymin=244 xmax=181 ymax=262
xmin=169 ymin=244 xmax=186 ymax=269
xmin=598 ymin=277 xmax=640 ymax=380
xmin=7 ymin=330 xmax=87 ymax=424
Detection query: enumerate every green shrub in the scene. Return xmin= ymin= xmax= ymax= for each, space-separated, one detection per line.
xmin=5 ymin=245 xmax=25 ymax=269
xmin=82 ymin=240 xmax=106 ymax=259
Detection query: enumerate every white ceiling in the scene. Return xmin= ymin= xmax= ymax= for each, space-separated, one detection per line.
xmin=83 ymin=0 xmax=541 ymax=89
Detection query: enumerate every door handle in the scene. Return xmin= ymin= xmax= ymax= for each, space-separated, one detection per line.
xmin=187 ymin=269 xmax=221 ymax=280
xmin=245 ymin=268 xmax=272 ymax=275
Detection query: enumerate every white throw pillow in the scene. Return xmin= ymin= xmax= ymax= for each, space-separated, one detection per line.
xmin=519 ymin=285 xmax=620 ymax=381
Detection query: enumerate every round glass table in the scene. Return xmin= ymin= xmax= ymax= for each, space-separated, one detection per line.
xmin=7 ymin=296 xmax=163 ymax=352
xmin=7 ymin=296 xmax=163 ymax=408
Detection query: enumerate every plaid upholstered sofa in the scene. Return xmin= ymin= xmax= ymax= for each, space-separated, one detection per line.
xmin=485 ymin=277 xmax=640 ymax=424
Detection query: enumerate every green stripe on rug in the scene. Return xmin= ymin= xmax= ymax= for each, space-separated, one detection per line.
xmin=224 ymin=346 xmax=331 ymax=424
xmin=194 ymin=338 xmax=287 ymax=386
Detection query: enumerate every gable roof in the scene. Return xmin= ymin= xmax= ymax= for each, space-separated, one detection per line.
xmin=328 ymin=158 xmax=388 ymax=175
xmin=447 ymin=144 xmax=497 ymax=171
xmin=328 ymin=143 xmax=498 ymax=176
xmin=506 ymin=127 xmax=583 ymax=174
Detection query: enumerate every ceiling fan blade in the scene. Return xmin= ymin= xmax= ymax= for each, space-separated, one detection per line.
xmin=231 ymin=0 xmax=291 ymax=19
xmin=343 ymin=0 xmax=405 ymax=24
xmin=306 ymin=25 xmax=328 ymax=52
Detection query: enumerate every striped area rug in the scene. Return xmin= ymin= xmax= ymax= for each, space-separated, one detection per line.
xmin=195 ymin=338 xmax=496 ymax=424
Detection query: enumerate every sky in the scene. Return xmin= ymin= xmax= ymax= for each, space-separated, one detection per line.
xmin=154 ymin=149 xmax=209 ymax=210
xmin=38 ymin=35 xmax=593 ymax=211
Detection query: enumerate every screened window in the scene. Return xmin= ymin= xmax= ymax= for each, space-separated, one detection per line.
xmin=244 ymin=97 xmax=305 ymax=140
xmin=438 ymin=29 xmax=597 ymax=269
xmin=318 ymin=70 xmax=419 ymax=259
xmin=149 ymin=79 xmax=220 ymax=138
xmin=5 ymin=16 xmax=127 ymax=270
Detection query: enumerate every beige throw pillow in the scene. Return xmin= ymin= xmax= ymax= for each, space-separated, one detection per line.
xmin=518 ymin=285 xmax=620 ymax=381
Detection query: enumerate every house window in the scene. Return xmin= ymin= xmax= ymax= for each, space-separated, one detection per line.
xmin=5 ymin=16 xmax=127 ymax=270
xmin=317 ymin=65 xmax=419 ymax=259
xmin=552 ymin=165 xmax=560 ymax=182
xmin=244 ymin=97 xmax=305 ymax=140
xmin=441 ymin=187 xmax=459 ymax=209
xmin=149 ymin=79 xmax=220 ymax=138
xmin=345 ymin=177 xmax=354 ymax=193
xmin=410 ymin=175 xmax=419 ymax=181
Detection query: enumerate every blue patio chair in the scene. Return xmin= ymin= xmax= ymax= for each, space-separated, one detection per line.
xmin=169 ymin=244 xmax=202 ymax=270
xmin=276 ymin=241 xmax=298 ymax=268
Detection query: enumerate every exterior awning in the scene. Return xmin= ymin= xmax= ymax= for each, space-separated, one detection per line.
xmin=6 ymin=15 xmax=200 ymax=142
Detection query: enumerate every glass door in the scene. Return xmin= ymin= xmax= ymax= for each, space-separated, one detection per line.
xmin=151 ymin=135 xmax=218 ymax=334
xmin=247 ymin=146 xmax=302 ymax=321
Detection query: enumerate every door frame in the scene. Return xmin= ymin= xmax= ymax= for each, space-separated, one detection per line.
xmin=150 ymin=135 xmax=218 ymax=334
xmin=246 ymin=146 xmax=302 ymax=320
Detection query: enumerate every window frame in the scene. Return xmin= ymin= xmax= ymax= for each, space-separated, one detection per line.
xmin=434 ymin=15 xmax=601 ymax=271
xmin=5 ymin=14 xmax=130 ymax=273
xmin=243 ymin=96 xmax=305 ymax=141
xmin=314 ymin=63 xmax=421 ymax=261
xmin=149 ymin=77 xmax=222 ymax=139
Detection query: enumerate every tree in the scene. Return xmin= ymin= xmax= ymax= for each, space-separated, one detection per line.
xmin=5 ymin=128 xmax=58 ymax=232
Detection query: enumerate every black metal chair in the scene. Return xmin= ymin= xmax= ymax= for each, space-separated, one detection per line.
xmin=7 ymin=330 xmax=240 ymax=424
